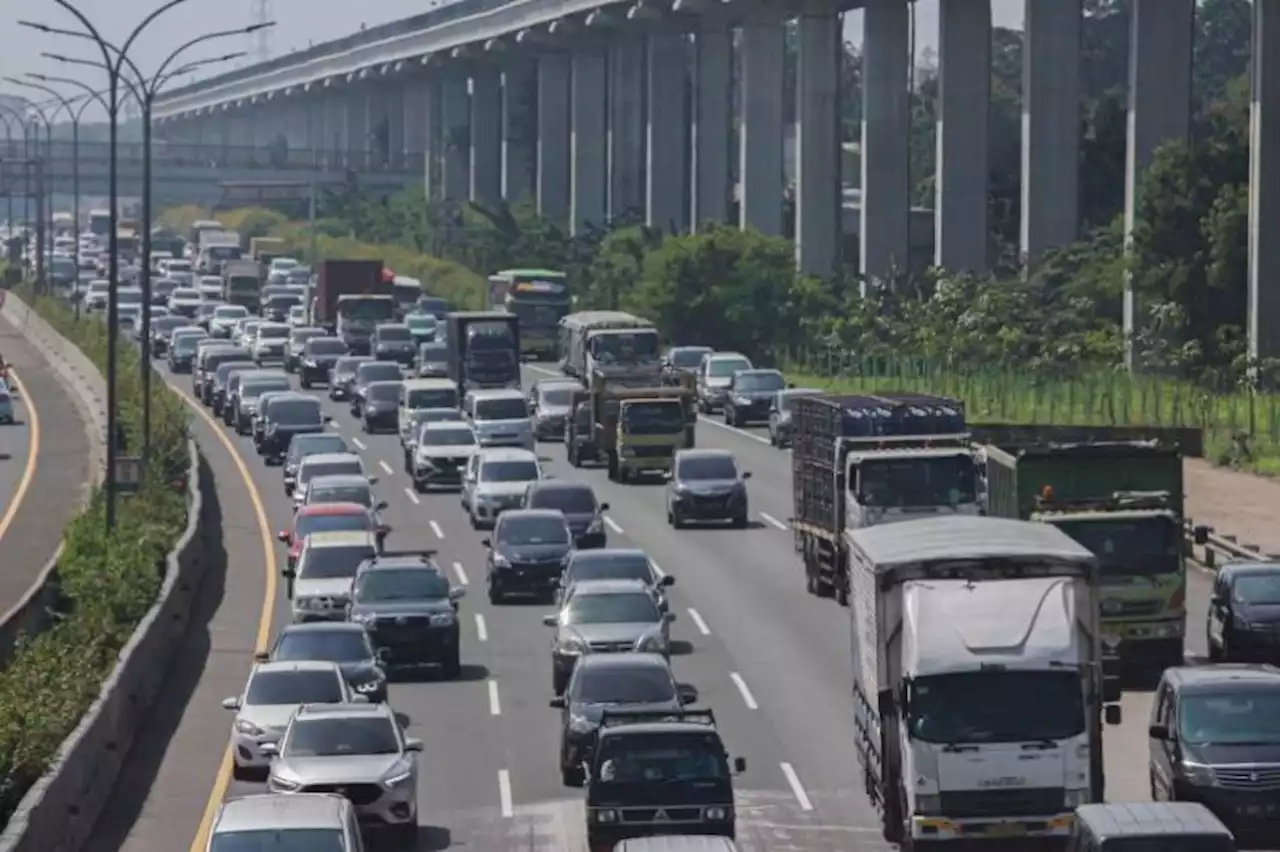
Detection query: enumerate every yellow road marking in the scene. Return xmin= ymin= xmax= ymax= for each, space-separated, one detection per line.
xmin=0 ymin=369 xmax=41 ymax=544
xmin=177 ymin=380 xmax=277 ymax=852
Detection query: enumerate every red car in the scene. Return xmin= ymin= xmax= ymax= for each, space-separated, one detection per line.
xmin=277 ymin=502 xmax=387 ymax=565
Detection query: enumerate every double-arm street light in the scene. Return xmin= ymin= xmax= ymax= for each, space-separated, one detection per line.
xmin=0 ymin=110 xmax=20 ymax=233
xmin=0 ymin=105 xmax=32 ymax=246
xmin=6 ymin=97 xmax=54 ymax=292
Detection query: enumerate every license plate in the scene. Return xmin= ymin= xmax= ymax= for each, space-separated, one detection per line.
xmin=985 ymin=824 xmax=1026 ymax=838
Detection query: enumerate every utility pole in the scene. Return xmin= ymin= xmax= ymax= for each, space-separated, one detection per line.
xmin=251 ymin=0 xmax=272 ymax=60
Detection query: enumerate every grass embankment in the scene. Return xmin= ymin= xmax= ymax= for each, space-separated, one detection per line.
xmin=0 ymin=290 xmax=190 ymax=824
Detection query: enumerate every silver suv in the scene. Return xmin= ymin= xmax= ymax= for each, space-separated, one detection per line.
xmin=265 ymin=701 xmax=421 ymax=846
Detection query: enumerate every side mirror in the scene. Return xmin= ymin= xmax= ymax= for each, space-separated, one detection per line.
xmin=259 ymin=742 xmax=279 ymax=757
xmin=276 ymin=530 xmax=289 ymax=543
xmin=282 ymin=566 xmax=296 ymax=579
xmin=660 ymin=575 xmax=675 ymax=587
xmin=368 ymin=476 xmax=380 ymax=485
xmin=351 ymin=694 xmax=370 ymax=704
xmin=677 ymin=683 xmax=698 ymax=705
xmin=599 ymin=503 xmax=610 ymax=512
xmin=665 ymin=612 xmax=677 ymax=623
xmin=375 ymin=500 xmax=389 ymax=511
xmin=324 ymin=414 xmax=333 ymax=422
xmin=542 ymin=615 xmax=558 ymax=627
xmin=733 ymin=757 xmax=747 ymax=774
xmin=221 ymin=696 xmax=241 ymax=710
xmin=741 ymin=471 xmax=752 ymax=480
xmin=1148 ymin=723 xmax=1170 ymax=740
xmin=449 ymin=587 xmax=466 ymax=601
xmin=549 ymin=696 xmax=566 ymax=708
xmin=405 ymin=737 xmax=424 ymax=752
xmin=253 ymin=651 xmax=269 ymax=662
xmin=1105 ymin=704 xmax=1122 ymax=726
xmin=481 ymin=538 xmax=491 ymax=548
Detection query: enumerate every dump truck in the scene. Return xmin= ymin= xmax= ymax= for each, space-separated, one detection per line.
xmin=790 ymin=393 xmax=980 ymax=604
xmin=851 ymin=515 xmax=1121 ymax=847
xmin=975 ymin=424 xmax=1194 ymax=669
xmin=558 ymin=311 xmax=661 ymax=380
xmin=312 ymin=260 xmax=394 ymax=353
xmin=446 ymin=312 xmax=520 ymax=390
xmin=221 ymin=259 xmax=262 ymax=312
xmin=567 ymin=371 xmax=695 ymax=481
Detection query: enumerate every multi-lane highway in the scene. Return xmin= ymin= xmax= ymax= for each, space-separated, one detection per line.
xmin=89 ymin=354 xmax=1211 ymax=852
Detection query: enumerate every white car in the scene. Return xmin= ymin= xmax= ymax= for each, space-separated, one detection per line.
xmin=209 ymin=304 xmax=250 ymax=337
xmin=167 ymin=286 xmax=203 ymax=319
xmin=82 ymin=279 xmax=110 ymax=311
xmin=412 ymin=422 xmax=477 ymax=492
xmin=253 ymin=322 xmax=291 ymax=364
xmin=220 ymin=659 xmax=362 ymax=780
xmin=462 ymin=447 xmax=544 ymax=529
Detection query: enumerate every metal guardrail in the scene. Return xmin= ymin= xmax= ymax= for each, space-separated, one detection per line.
xmin=0 ymin=141 xmax=424 ymax=174
xmin=1184 ymin=518 xmax=1280 ymax=570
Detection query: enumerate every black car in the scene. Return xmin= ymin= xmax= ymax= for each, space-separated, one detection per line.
xmin=149 ymin=316 xmax=187 ymax=357
xmin=523 ymin=481 xmax=609 ymax=548
xmin=258 ymin=621 xmax=388 ymax=703
xmin=284 ymin=327 xmax=324 ymax=373
xmin=346 ymin=554 xmax=464 ymax=678
xmin=483 ymin=509 xmax=573 ymax=604
xmin=415 ymin=341 xmax=449 ymax=378
xmin=221 ymin=369 xmax=258 ymax=424
xmin=256 ymin=393 xmax=329 ymax=462
xmin=360 ymin=380 xmax=404 ymax=433
xmin=209 ymin=360 xmax=256 ymax=415
xmin=1148 ymin=664 xmax=1280 ymax=843
xmin=1208 ymin=561 xmax=1280 ymax=662
xmin=298 ymin=337 xmax=350 ymax=389
xmin=371 ymin=323 xmax=417 ymax=366
xmin=722 ymin=368 xmax=787 ymax=427
xmin=283 ymin=433 xmax=351 ymax=495
xmin=661 ymin=345 xmax=713 ymax=377
xmin=234 ymin=375 xmax=292 ymax=434
xmin=327 ymin=355 xmax=372 ymax=400
xmin=262 ymin=293 xmax=301 ymax=322
xmin=350 ymin=361 xmax=403 ymax=418
xmin=166 ymin=330 xmax=207 ymax=373
xmin=665 ymin=449 xmax=751 ymax=527
xmin=550 ymin=654 xmax=696 ymax=786
xmin=196 ymin=347 xmax=252 ymax=404
xmin=252 ymin=391 xmax=293 ymax=445
xmin=559 ymin=549 xmax=675 ymax=612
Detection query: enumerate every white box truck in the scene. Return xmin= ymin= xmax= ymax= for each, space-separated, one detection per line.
xmin=849 ymin=515 xmax=1122 ymax=847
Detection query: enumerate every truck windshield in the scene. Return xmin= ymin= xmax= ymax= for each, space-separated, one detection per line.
xmin=1050 ymin=516 xmax=1179 ymax=577
xmin=594 ymin=731 xmax=727 ymax=786
xmin=338 ymin=299 xmax=395 ymax=320
xmin=591 ymin=330 xmax=659 ymax=364
xmin=227 ymin=276 xmax=257 ymax=292
xmin=857 ymin=456 xmax=977 ymax=508
xmin=908 ymin=670 xmax=1084 ymax=744
xmin=467 ymin=323 xmax=514 ymax=350
xmin=475 ymin=398 xmax=528 ymax=420
xmin=622 ymin=401 xmax=685 ymax=435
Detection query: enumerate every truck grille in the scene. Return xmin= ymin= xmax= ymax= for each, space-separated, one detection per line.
xmin=1107 ymin=600 xmax=1163 ymax=617
xmin=940 ymin=788 xmax=1065 ymax=818
xmin=620 ymin=806 xmax=703 ymax=823
xmin=1216 ymin=765 xmax=1280 ymax=790
xmin=299 ymin=783 xmax=382 ymax=805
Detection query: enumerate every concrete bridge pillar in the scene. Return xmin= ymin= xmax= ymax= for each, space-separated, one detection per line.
xmin=860 ymin=0 xmax=911 ymax=280
xmin=440 ymin=73 xmax=471 ymax=202
xmin=344 ymin=89 xmax=367 ymax=168
xmin=646 ymin=32 xmax=688 ymax=232
xmin=1020 ymin=0 xmax=1081 ymax=262
xmin=1250 ymin=0 xmax=1280 ymax=360
xmin=739 ymin=14 xmax=785 ymax=236
xmin=934 ymin=0 xmax=991 ymax=273
xmin=502 ymin=63 xmax=537 ymax=203
xmin=422 ymin=79 xmax=444 ymax=200
xmin=795 ymin=3 xmax=842 ymax=276
xmin=253 ymin=104 xmax=274 ymax=150
xmin=693 ymin=20 xmax=732 ymax=228
xmin=571 ymin=49 xmax=608 ymax=235
xmin=385 ymin=85 xmax=406 ymax=167
xmin=404 ymin=78 xmax=428 ymax=159
xmin=1123 ymin=0 xmax=1194 ymax=363
xmin=609 ymin=37 xmax=646 ymax=222
xmin=471 ymin=67 xmax=503 ymax=205
xmin=537 ymin=53 xmax=572 ymax=224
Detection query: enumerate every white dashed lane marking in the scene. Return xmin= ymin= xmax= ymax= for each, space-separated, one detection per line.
xmin=352 ymin=437 xmax=367 ymax=450
xmin=488 ymin=679 xmax=502 ymax=716
xmin=498 ymin=770 xmax=513 ymax=818
xmin=687 ymin=608 xmax=711 ymax=636
xmin=474 ymin=613 xmax=488 ymax=641
xmin=729 ymin=672 xmax=759 ymax=710
xmin=759 ymin=511 xmax=788 ymax=530
xmin=404 ymin=487 xmax=419 ymax=504
xmin=451 ymin=561 xmax=470 ymax=585
xmin=379 ymin=459 xmax=393 ymax=475
xmin=780 ymin=762 xmax=814 ymax=810
xmin=430 ymin=520 xmax=444 ymax=539
xmin=604 ymin=516 xmax=624 ymax=535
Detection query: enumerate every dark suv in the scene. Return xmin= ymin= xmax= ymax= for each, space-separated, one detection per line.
xmin=256 ymin=393 xmax=328 ymax=463
xmin=298 ymin=337 xmax=350 ymax=389
xmin=522 ymin=481 xmax=609 ymax=549
xmin=346 ymin=553 xmax=465 ymax=678
xmin=721 ymin=369 xmax=786 ymax=427
xmin=1207 ymin=561 xmax=1280 ymax=662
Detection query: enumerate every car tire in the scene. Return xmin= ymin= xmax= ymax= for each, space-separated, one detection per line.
xmin=392 ymin=822 xmax=418 ymax=849
xmin=669 ymin=507 xmax=684 ymax=529
xmin=488 ymin=581 xmax=503 ymax=605
xmin=733 ymin=512 xmax=748 ymax=529
xmin=231 ymin=762 xmax=253 ymax=782
xmin=442 ymin=650 xmax=462 ymax=679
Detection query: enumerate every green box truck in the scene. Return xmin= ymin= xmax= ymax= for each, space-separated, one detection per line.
xmin=976 ymin=425 xmax=1190 ymax=669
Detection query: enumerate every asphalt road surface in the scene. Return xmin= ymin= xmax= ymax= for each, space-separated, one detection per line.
xmin=91 ymin=356 xmax=1213 ymax=852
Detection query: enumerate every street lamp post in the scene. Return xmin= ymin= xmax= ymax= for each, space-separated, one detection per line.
xmin=14 ymin=99 xmax=53 ymax=294
xmin=0 ymin=113 xmax=16 ymax=232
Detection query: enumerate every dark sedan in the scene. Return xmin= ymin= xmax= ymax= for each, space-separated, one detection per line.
xmin=665 ymin=449 xmax=751 ymax=527
xmin=255 ymin=393 xmax=329 ymax=463
xmin=299 ymin=337 xmax=351 ymax=388
xmin=166 ymin=329 xmax=208 ymax=373
xmin=722 ymin=368 xmax=787 ymax=427
xmin=522 ymin=481 xmax=609 ymax=548
xmin=327 ymin=355 xmax=372 ymax=400
xmin=360 ymin=380 xmax=404 ymax=434
xmin=483 ymin=509 xmax=573 ymax=604
xmin=349 ymin=361 xmax=403 ymax=418
xmin=258 ymin=621 xmax=388 ymax=703
xmin=346 ymin=555 xmax=465 ymax=678
xmin=149 ymin=316 xmax=188 ymax=357
xmin=371 ymin=323 xmax=417 ymax=366
xmin=209 ymin=360 xmax=256 ymax=415
xmin=1208 ymin=562 xmax=1280 ymax=662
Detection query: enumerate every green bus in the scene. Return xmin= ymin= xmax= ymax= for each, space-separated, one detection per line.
xmin=486 ymin=268 xmax=572 ymax=360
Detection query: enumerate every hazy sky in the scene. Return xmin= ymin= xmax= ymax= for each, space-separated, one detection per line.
xmin=0 ymin=0 xmax=1023 ymax=120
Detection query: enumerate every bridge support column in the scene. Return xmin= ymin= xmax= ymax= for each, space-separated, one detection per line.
xmin=502 ymin=63 xmax=537 ymax=203
xmin=1250 ymin=0 xmax=1280 ymax=360
xmin=423 ymin=80 xmax=444 ymax=200
xmin=537 ymin=53 xmax=572 ymax=224
xmin=344 ymin=90 xmax=367 ymax=168
xmin=1123 ymin=0 xmax=1194 ymax=365
xmin=471 ymin=67 xmax=503 ymax=205
xmin=609 ymin=37 xmax=645 ymax=221
xmin=693 ymin=20 xmax=732 ymax=228
xmin=253 ymin=104 xmax=274 ymax=150
xmin=739 ymin=15 xmax=785 ymax=236
xmin=795 ymin=3 xmax=842 ymax=276
xmin=323 ymin=94 xmax=345 ymax=166
xmin=860 ymin=0 xmax=910 ymax=281
xmin=571 ymin=49 xmax=608 ymax=235
xmin=934 ymin=0 xmax=991 ymax=274
xmin=1020 ymin=0 xmax=1081 ymax=262
xmin=646 ymin=32 xmax=688 ymax=232
xmin=404 ymin=78 xmax=428 ymax=160
xmin=440 ymin=74 xmax=472 ymax=202
xmin=385 ymin=87 xmax=405 ymax=168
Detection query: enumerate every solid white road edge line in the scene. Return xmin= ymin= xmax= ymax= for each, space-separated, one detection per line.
xmin=780 ymin=762 xmax=814 ymax=811
xmin=604 ymin=516 xmax=624 ymax=534
xmin=451 ymin=561 xmax=470 ymax=585
xmin=498 ymin=769 xmax=514 ymax=818
xmin=488 ymin=679 xmax=502 ymax=716
xmin=475 ymin=613 xmax=488 ymax=642
xmin=430 ymin=520 xmax=444 ymax=539
xmin=352 ymin=437 xmax=367 ymax=449
xmin=687 ymin=608 xmax=711 ymax=636
xmin=759 ymin=511 xmax=788 ymax=530
xmin=729 ymin=672 xmax=759 ymax=710
xmin=403 ymin=487 xmax=420 ymax=504
xmin=379 ymin=459 xmax=394 ymax=474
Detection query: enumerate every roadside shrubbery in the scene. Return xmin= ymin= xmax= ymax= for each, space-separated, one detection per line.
xmin=0 ymin=289 xmax=190 ymax=825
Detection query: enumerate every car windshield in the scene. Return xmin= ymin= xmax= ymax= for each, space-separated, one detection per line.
xmin=406 ymin=389 xmax=457 ymax=409
xmin=423 ymin=427 xmax=476 ymax=447
xmin=539 ymin=387 xmax=574 ymax=406
xmin=117 ymin=290 xmax=143 ymax=304
xmin=367 ymin=383 xmax=402 ymax=402
xmin=311 ymin=486 xmax=374 ymax=508
xmin=210 ymin=829 xmax=346 ymax=852
xmin=300 ymin=544 xmax=375 ymax=579
xmin=308 ymin=339 xmax=348 ymax=355
xmin=334 ymin=358 xmax=369 ymax=374
xmin=570 ymin=555 xmax=652 ymax=584
xmin=708 ymin=357 xmax=751 ymax=377
xmin=268 ymin=400 xmax=323 ymax=426
xmin=1179 ymin=690 xmax=1280 ymax=746
xmin=274 ymin=629 xmax=371 ymax=663
xmin=734 ymin=371 xmax=785 ymax=392
xmin=259 ymin=326 xmax=289 ymax=339
xmin=242 ymin=380 xmax=291 ymax=399
xmin=623 ymin=401 xmax=685 ymax=435
xmin=475 ymin=398 xmax=528 ymax=420
xmin=173 ymin=335 xmax=205 ymax=352
xmin=908 ymin=671 xmax=1085 ymax=743
xmin=566 ymin=592 xmax=659 ymax=624
xmin=481 ymin=460 xmax=539 ymax=483
xmin=215 ymin=306 xmax=248 ymax=318
xmin=289 ymin=437 xmax=348 ymax=461
xmin=530 ymin=487 xmax=596 ymax=514
xmin=1235 ymin=573 xmax=1280 ymax=605
xmin=377 ymin=327 xmax=411 ymax=342
xmin=858 ymin=455 xmax=978 ymax=508
xmin=407 ymin=315 xmax=436 ymax=330
xmin=1052 ymin=517 xmax=1180 ymax=578
xmin=299 ymin=461 xmax=362 ymax=484
xmin=284 ymin=717 xmax=400 ymax=757
xmin=356 ymin=567 xmax=451 ymax=601
xmin=358 ymin=364 xmax=402 ymax=383
xmin=575 ymin=666 xmax=676 ymax=705
xmin=296 ymin=513 xmax=371 ymax=538
xmin=497 ymin=516 xmax=569 ymax=545
xmin=172 ymin=288 xmax=200 ymax=300
xmin=245 ymin=669 xmax=344 ymax=705
xmin=1091 ymin=841 xmax=1231 ymax=852
xmin=670 ymin=348 xmax=711 ymax=368
xmin=595 ymin=732 xmax=727 ymax=785
xmin=678 ymin=456 xmax=738 ymax=480
xmin=419 ymin=345 xmax=447 ymax=363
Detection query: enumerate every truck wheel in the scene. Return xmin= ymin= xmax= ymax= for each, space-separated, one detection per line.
xmin=835 ymin=575 xmax=850 ymax=607
xmin=607 ymin=453 xmax=619 ymax=481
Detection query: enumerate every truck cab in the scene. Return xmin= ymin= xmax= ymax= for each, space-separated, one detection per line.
xmin=573 ymin=373 xmax=695 ymax=483
xmin=585 ymin=709 xmax=744 ymax=852
xmin=844 ymin=437 xmax=982 ymax=529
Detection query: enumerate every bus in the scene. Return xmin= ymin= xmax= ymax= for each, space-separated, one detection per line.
xmin=486 ymin=268 xmax=572 ymax=360
xmin=88 ymin=209 xmax=111 ymax=239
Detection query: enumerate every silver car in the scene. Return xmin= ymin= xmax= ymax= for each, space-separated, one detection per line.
xmin=696 ymin=352 xmax=754 ymax=414
xmin=292 ymin=453 xmax=370 ymax=509
xmin=221 ymin=660 xmax=361 ymax=780
xmin=465 ymin=388 xmax=534 ymax=451
xmin=529 ymin=379 xmax=580 ymax=440
xmin=253 ymin=322 xmax=292 ymax=364
xmin=265 ymin=701 xmax=421 ymax=846
xmin=411 ymin=421 xmax=478 ymax=492
xmin=289 ymin=530 xmax=379 ymax=622
xmin=208 ymin=304 xmax=250 ymax=338
xmin=462 ymin=447 xmax=543 ymax=529
xmin=208 ymin=793 xmax=363 ymax=852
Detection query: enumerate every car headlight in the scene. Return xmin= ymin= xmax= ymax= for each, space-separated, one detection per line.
xmin=383 ymin=769 xmax=413 ymax=788
xmin=350 ymin=611 xmax=376 ymax=624
xmin=586 ymin=518 xmax=603 ymax=534
xmin=593 ymin=808 xmax=618 ymax=824
xmin=354 ymin=677 xmax=383 ymax=693
xmin=1181 ymin=760 xmax=1217 ymax=786
xmin=491 ymin=553 xmax=511 ymax=568
xmin=303 ymin=359 xmax=316 ymax=367
xmin=269 ymin=775 xmax=301 ymax=791
xmin=556 ymin=637 xmax=587 ymax=655
xmin=704 ymin=806 xmax=730 ymax=821
xmin=733 ymin=396 xmax=750 ymax=405
xmin=429 ymin=612 xmax=456 ymax=627
xmin=235 ymin=718 xmax=264 ymax=736
xmin=568 ymin=713 xmax=596 ymax=734
xmin=294 ymin=597 xmax=318 ymax=610
xmin=635 ymin=633 xmax=667 ymax=653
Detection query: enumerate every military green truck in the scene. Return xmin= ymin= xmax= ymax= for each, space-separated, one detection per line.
xmin=976 ymin=425 xmax=1193 ymax=669
xmin=568 ymin=371 xmax=695 ymax=482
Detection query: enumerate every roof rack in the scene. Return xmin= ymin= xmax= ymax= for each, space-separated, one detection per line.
xmin=599 ymin=708 xmax=717 ymax=729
